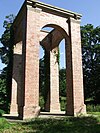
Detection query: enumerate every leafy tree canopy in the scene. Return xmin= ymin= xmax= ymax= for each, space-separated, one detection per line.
xmin=0 ymin=14 xmax=15 ymax=65
xmin=81 ymin=24 xmax=100 ymax=102
xmin=0 ymin=14 xmax=15 ymax=112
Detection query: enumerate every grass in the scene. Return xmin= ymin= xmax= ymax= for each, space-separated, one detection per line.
xmin=86 ymin=104 xmax=100 ymax=112
xmin=0 ymin=113 xmax=100 ymax=133
xmin=88 ymin=112 xmax=100 ymax=116
xmin=0 ymin=117 xmax=15 ymax=132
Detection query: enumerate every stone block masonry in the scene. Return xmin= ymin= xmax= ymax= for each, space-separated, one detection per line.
xmin=10 ymin=0 xmax=86 ymax=119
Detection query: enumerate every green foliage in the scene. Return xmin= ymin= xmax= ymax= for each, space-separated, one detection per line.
xmin=0 ymin=78 xmax=7 ymax=105
xmin=43 ymin=50 xmax=50 ymax=103
xmin=39 ymin=96 xmax=45 ymax=111
xmin=0 ymin=14 xmax=15 ymax=113
xmin=0 ymin=109 xmax=5 ymax=116
xmin=0 ymin=118 xmax=13 ymax=132
xmin=60 ymin=96 xmax=66 ymax=111
xmin=39 ymin=58 xmax=45 ymax=97
xmin=0 ymin=80 xmax=9 ymax=112
xmin=88 ymin=112 xmax=100 ymax=116
xmin=81 ymin=24 xmax=100 ymax=101
xmin=59 ymin=68 xmax=66 ymax=97
xmin=39 ymin=57 xmax=49 ymax=105
xmin=39 ymin=50 xmax=50 ymax=106
xmin=87 ymin=105 xmax=100 ymax=112
xmin=0 ymin=14 xmax=15 ymax=64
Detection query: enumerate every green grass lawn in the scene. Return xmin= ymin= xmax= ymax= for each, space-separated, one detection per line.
xmin=0 ymin=113 xmax=100 ymax=133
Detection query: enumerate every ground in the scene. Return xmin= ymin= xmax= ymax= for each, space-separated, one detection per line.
xmin=0 ymin=112 xmax=100 ymax=133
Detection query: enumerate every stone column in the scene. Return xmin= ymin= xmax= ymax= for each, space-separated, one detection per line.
xmin=50 ymin=47 xmax=60 ymax=113
xmin=66 ymin=18 xmax=86 ymax=116
xmin=10 ymin=79 xmax=18 ymax=115
xmin=21 ymin=7 xmax=41 ymax=119
xmin=10 ymin=42 xmax=22 ymax=115
xmin=44 ymin=48 xmax=60 ymax=113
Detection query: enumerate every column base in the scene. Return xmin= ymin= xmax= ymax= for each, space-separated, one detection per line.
xmin=66 ymin=104 xmax=86 ymax=116
xmin=74 ymin=104 xmax=86 ymax=116
xmin=50 ymin=110 xmax=61 ymax=114
xmin=50 ymin=102 xmax=61 ymax=114
xmin=10 ymin=104 xmax=18 ymax=116
xmin=18 ymin=105 xmax=40 ymax=120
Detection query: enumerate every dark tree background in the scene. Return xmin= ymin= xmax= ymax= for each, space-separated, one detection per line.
xmin=0 ymin=14 xmax=15 ymax=112
xmin=81 ymin=24 xmax=100 ymax=103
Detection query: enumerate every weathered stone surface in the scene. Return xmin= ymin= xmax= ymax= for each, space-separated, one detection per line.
xmin=10 ymin=0 xmax=86 ymax=119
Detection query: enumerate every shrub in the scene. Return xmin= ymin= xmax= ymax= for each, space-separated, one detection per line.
xmin=39 ymin=96 xmax=45 ymax=111
xmin=87 ymin=104 xmax=100 ymax=112
xmin=60 ymin=96 xmax=66 ymax=111
xmin=0 ymin=109 xmax=5 ymax=116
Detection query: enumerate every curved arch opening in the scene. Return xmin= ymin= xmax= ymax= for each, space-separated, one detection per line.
xmin=59 ymin=39 xmax=66 ymax=111
xmin=42 ymin=24 xmax=69 ymax=39
xmin=39 ymin=24 xmax=68 ymax=112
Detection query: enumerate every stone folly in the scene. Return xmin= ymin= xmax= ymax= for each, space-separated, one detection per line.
xmin=10 ymin=0 xmax=86 ymax=119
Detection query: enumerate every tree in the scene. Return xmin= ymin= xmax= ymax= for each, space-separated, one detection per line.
xmin=39 ymin=58 xmax=45 ymax=97
xmin=59 ymin=68 xmax=66 ymax=97
xmin=0 ymin=14 xmax=15 ymax=64
xmin=0 ymin=77 xmax=7 ymax=111
xmin=0 ymin=14 xmax=15 ymax=111
xmin=81 ymin=24 xmax=100 ymax=102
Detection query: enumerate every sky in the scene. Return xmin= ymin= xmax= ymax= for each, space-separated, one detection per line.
xmin=0 ymin=0 xmax=100 ymax=69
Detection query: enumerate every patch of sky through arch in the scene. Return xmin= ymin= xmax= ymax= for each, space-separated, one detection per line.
xmin=59 ymin=39 xmax=66 ymax=69
xmin=39 ymin=27 xmax=54 ymax=59
xmin=40 ymin=26 xmax=65 ymax=69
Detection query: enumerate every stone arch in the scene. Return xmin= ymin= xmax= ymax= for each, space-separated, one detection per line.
xmin=10 ymin=0 xmax=86 ymax=119
xmin=40 ymin=24 xmax=68 ymax=113
xmin=42 ymin=24 xmax=69 ymax=38
xmin=40 ymin=24 xmax=69 ymax=50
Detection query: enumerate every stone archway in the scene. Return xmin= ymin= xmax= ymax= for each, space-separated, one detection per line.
xmin=10 ymin=0 xmax=86 ymax=119
xmin=40 ymin=24 xmax=71 ymax=113
xmin=40 ymin=24 xmax=68 ymax=113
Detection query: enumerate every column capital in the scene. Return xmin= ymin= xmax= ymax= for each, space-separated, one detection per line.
xmin=68 ymin=17 xmax=81 ymax=24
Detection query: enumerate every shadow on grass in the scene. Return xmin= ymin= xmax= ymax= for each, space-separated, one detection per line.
xmin=22 ymin=116 xmax=100 ymax=133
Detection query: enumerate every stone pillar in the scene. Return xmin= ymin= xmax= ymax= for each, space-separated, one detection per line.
xmin=44 ymin=48 xmax=60 ymax=113
xmin=50 ymin=47 xmax=60 ymax=113
xmin=10 ymin=41 xmax=22 ymax=115
xmin=10 ymin=79 xmax=18 ymax=115
xmin=66 ymin=18 xmax=86 ymax=116
xmin=20 ymin=7 xmax=41 ymax=119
